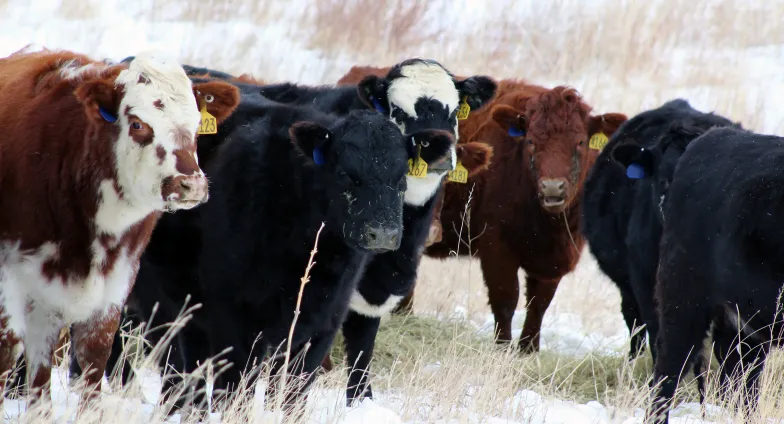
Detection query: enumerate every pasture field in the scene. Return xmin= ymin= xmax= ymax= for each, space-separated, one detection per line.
xmin=2 ymin=0 xmax=784 ymax=422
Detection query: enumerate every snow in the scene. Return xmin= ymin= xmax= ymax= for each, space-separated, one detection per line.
xmin=3 ymin=0 xmax=784 ymax=422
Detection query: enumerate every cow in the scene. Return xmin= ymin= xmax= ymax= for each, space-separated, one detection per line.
xmin=0 ymin=46 xmax=239 ymax=410
xmin=269 ymin=62 xmax=496 ymax=404
xmin=7 ymin=68 xmax=242 ymax=397
xmin=581 ymin=99 xmax=742 ymax=360
xmin=646 ymin=126 xmax=784 ymax=423
xmin=426 ymin=80 xmax=627 ymax=353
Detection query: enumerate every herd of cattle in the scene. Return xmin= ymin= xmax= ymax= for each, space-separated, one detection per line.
xmin=0 ymin=45 xmax=781 ymax=424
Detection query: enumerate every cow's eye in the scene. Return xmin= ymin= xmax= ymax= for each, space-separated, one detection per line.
xmin=131 ymin=122 xmax=143 ymax=130
xmin=527 ymin=140 xmax=533 ymax=146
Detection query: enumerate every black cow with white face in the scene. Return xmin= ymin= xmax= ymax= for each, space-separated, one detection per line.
xmin=183 ymin=58 xmax=498 ymax=405
xmin=647 ymin=125 xmax=784 ymax=423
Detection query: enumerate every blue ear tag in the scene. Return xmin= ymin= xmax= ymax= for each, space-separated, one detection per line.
xmin=312 ymin=146 xmax=325 ymax=165
xmin=99 ymin=106 xmax=117 ymax=123
xmin=626 ymin=163 xmax=646 ymax=179
xmin=371 ymin=97 xmax=385 ymax=114
xmin=508 ymin=127 xmax=526 ymax=137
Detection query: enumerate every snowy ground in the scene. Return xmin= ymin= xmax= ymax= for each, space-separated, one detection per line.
xmin=1 ymin=368 xmax=727 ymax=424
xmin=4 ymin=0 xmax=784 ymax=422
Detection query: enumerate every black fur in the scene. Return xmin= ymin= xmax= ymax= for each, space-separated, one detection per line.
xmin=89 ymin=96 xmax=452 ymax=415
xmin=648 ymin=126 xmax=784 ymax=423
xmin=582 ymin=99 xmax=741 ymax=361
xmin=185 ymin=60 xmax=497 ymax=406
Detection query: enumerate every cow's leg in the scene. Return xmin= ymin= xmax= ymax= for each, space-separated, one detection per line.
xmin=0 ymin=311 xmax=21 ymax=404
xmin=617 ymin=283 xmax=646 ymax=359
xmin=480 ymin=246 xmax=520 ymax=344
xmin=7 ymin=351 xmax=26 ymax=398
xmin=266 ymin=330 xmax=339 ymax=417
xmin=160 ymin=330 xmax=210 ymax=419
xmin=342 ymin=310 xmax=381 ymax=406
xmin=738 ymin=340 xmax=768 ymax=420
xmin=647 ymin=292 xmax=711 ymax=424
xmin=71 ymin=322 xmax=131 ymax=387
xmin=320 ymin=354 xmax=334 ymax=373
xmin=22 ymin=307 xmax=62 ymax=406
xmin=628 ymin=264 xmax=660 ymax=362
xmin=70 ymin=306 xmax=122 ymax=408
xmin=519 ymin=276 xmax=559 ymax=353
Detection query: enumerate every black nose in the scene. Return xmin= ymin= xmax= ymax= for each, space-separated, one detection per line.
xmin=364 ymin=226 xmax=401 ymax=251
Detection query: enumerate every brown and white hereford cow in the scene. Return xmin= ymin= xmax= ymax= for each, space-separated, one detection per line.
xmin=426 ymin=81 xmax=627 ymax=352
xmin=0 ymin=47 xmax=239 ymax=406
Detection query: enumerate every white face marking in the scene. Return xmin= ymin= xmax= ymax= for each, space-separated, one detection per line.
xmin=110 ymin=54 xmax=203 ymax=214
xmin=349 ymin=291 xmax=404 ymax=318
xmin=404 ymin=172 xmax=447 ymax=207
xmin=387 ymin=62 xmax=460 ymax=118
xmin=386 ymin=62 xmax=460 ymax=204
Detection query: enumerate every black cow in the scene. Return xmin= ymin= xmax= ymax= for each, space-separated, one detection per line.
xmin=647 ymin=126 xmax=784 ymax=423
xmin=185 ymin=59 xmax=498 ymax=405
xmin=97 ymin=93 xmax=454 ymax=416
xmin=582 ymin=98 xmax=741 ymax=361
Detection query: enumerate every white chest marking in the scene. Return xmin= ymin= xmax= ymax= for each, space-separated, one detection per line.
xmin=349 ymin=291 xmax=404 ymax=318
xmin=405 ymin=172 xmax=446 ymax=207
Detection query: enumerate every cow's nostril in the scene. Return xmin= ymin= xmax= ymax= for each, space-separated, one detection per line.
xmin=557 ymin=181 xmax=565 ymax=190
xmin=180 ymin=181 xmax=191 ymax=192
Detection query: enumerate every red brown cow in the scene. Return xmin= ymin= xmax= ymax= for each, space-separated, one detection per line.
xmin=0 ymin=46 xmax=239 ymax=408
xmin=426 ymin=80 xmax=627 ymax=352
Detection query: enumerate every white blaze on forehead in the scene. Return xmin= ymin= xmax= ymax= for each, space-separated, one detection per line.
xmin=115 ymin=53 xmax=200 ymax=131
xmin=104 ymin=52 xmax=202 ymax=218
xmin=387 ymin=62 xmax=460 ymax=119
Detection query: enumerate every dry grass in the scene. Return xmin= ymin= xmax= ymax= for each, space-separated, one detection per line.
xmin=4 ymin=0 xmax=784 ymax=422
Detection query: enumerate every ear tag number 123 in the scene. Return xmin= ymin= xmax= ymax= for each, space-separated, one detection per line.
xmin=198 ymin=99 xmax=217 ymax=135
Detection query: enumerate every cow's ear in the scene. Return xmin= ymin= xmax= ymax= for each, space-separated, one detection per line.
xmin=455 ymin=75 xmax=497 ymax=111
xmin=74 ymin=78 xmax=121 ymax=124
xmin=588 ymin=113 xmax=628 ymax=138
xmin=456 ymin=142 xmax=494 ymax=176
xmin=192 ymin=81 xmax=241 ymax=124
xmin=611 ymin=143 xmax=655 ymax=179
xmin=357 ymin=75 xmax=390 ymax=114
xmin=491 ymin=104 xmax=527 ymax=138
xmin=290 ymin=121 xmax=333 ymax=165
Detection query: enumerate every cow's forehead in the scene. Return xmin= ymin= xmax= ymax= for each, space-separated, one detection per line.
xmin=387 ymin=62 xmax=460 ymax=118
xmin=115 ymin=55 xmax=200 ymax=131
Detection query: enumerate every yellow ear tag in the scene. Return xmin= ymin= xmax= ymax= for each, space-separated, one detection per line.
xmin=407 ymin=145 xmax=428 ymax=178
xmin=457 ymin=97 xmax=470 ymax=121
xmin=198 ymin=100 xmax=217 ymax=135
xmin=447 ymin=161 xmax=468 ymax=183
xmin=588 ymin=132 xmax=609 ymax=151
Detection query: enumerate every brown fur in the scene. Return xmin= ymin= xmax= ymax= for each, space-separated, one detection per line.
xmin=0 ymin=48 xmax=240 ymax=406
xmin=425 ymin=80 xmax=627 ymax=352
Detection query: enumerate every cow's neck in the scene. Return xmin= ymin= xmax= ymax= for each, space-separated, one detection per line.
xmin=404 ymin=172 xmax=446 ymax=207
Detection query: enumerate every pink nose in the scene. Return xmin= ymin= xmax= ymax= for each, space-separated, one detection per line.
xmin=173 ymin=174 xmax=209 ymax=204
